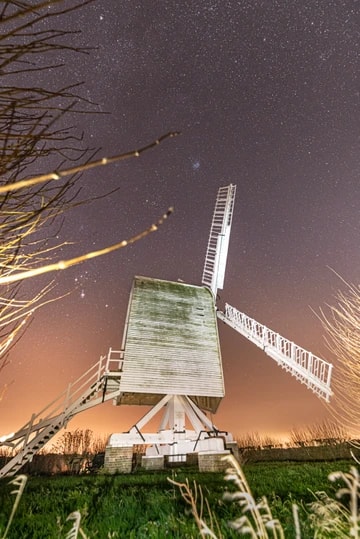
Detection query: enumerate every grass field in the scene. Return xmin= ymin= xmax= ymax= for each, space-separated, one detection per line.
xmin=0 ymin=459 xmax=355 ymax=538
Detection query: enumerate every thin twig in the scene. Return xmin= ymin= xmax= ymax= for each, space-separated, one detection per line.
xmin=0 ymin=207 xmax=173 ymax=284
xmin=0 ymin=132 xmax=180 ymax=194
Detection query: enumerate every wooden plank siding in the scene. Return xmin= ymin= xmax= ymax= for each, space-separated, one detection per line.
xmin=117 ymin=276 xmax=225 ymax=413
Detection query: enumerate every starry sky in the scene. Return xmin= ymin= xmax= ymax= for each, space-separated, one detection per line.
xmin=1 ymin=0 xmax=359 ymax=442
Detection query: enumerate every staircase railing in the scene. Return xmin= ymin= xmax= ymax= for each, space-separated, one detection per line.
xmin=0 ymin=349 xmax=123 ymax=477
xmin=2 ymin=356 xmax=105 ymax=448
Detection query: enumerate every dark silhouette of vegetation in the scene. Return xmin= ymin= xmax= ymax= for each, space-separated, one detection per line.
xmin=0 ymin=1 xmax=177 ymax=385
xmin=0 ymin=1 xmax=98 ymax=377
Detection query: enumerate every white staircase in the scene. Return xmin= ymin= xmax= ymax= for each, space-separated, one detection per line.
xmin=218 ymin=303 xmax=332 ymax=402
xmin=202 ymin=184 xmax=236 ymax=297
xmin=0 ymin=348 xmax=123 ymax=477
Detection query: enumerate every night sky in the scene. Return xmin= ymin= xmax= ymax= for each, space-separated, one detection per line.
xmin=1 ymin=1 xmax=359 ymax=442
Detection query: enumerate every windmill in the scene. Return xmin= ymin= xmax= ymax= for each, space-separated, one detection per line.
xmin=0 ymin=184 xmax=333 ymax=476
xmin=104 ymin=184 xmax=333 ymax=470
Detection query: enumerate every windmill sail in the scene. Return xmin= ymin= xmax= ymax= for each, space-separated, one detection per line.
xmin=218 ymin=303 xmax=333 ymax=402
xmin=202 ymin=184 xmax=236 ymax=297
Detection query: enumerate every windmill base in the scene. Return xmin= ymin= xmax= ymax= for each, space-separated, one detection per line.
xmin=104 ymin=395 xmax=236 ymax=473
xmin=140 ymin=450 xmax=232 ymax=473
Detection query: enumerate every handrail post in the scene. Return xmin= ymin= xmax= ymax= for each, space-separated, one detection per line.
xmin=64 ymin=382 xmax=72 ymax=412
xmin=98 ymin=355 xmax=104 ymax=379
xmin=106 ymin=348 xmax=112 ymax=372
xmin=23 ymin=413 xmax=35 ymax=448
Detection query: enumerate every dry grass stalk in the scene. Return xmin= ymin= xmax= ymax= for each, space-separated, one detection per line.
xmin=320 ymin=280 xmax=360 ymax=436
xmin=2 ymin=474 xmax=27 ymax=539
xmin=309 ymin=466 xmax=360 ymax=538
xmin=223 ymin=455 xmax=285 ymax=538
xmin=65 ymin=511 xmax=88 ymax=539
xmin=168 ymin=476 xmax=222 ymax=538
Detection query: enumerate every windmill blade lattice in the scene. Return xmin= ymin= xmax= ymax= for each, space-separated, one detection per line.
xmin=202 ymin=184 xmax=236 ymax=297
xmin=203 ymin=183 xmax=333 ymax=403
xmin=218 ymin=303 xmax=332 ymax=402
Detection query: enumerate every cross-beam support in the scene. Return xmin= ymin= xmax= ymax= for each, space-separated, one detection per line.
xmin=108 ymin=394 xmax=233 ymax=459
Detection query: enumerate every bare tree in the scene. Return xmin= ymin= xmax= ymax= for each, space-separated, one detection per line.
xmin=53 ymin=428 xmax=93 ymax=455
xmin=53 ymin=428 xmax=108 ymax=454
xmin=236 ymin=432 xmax=282 ymax=450
xmin=0 ymin=1 xmax=99 ymax=376
xmin=52 ymin=428 xmax=107 ymax=473
xmin=91 ymin=432 xmax=108 ymax=454
xmin=0 ymin=1 xmax=177 ymax=384
xmin=289 ymin=420 xmax=350 ymax=447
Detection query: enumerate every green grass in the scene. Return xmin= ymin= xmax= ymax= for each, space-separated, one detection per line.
xmin=244 ymin=460 xmax=351 ymax=502
xmin=0 ymin=460 xmax=355 ymax=538
xmin=242 ymin=460 xmax=355 ymax=538
xmin=0 ymin=470 xmax=233 ymax=538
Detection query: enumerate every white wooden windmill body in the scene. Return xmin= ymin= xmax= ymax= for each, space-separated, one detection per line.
xmin=107 ymin=275 xmax=232 ymax=460
xmin=0 ymin=184 xmax=333 ymax=476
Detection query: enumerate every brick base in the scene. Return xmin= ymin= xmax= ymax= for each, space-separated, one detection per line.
xmin=198 ymin=451 xmax=230 ymax=472
xmin=226 ymin=441 xmax=240 ymax=462
xmin=141 ymin=455 xmax=164 ymax=470
xmin=104 ymin=446 xmax=133 ymax=474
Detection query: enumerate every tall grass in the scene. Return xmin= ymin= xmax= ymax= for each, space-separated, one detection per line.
xmin=1 ymin=459 xmax=360 ymax=537
xmin=171 ymin=456 xmax=360 ymax=538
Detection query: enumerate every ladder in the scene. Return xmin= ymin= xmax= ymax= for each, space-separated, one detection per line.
xmin=218 ymin=303 xmax=332 ymax=402
xmin=0 ymin=348 xmax=123 ymax=477
xmin=202 ymin=184 xmax=236 ymax=297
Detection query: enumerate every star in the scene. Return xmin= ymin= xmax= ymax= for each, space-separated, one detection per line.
xmin=192 ymin=160 xmax=200 ymax=171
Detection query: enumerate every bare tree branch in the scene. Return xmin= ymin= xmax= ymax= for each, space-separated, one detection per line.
xmin=0 ymin=1 xmax=178 ymax=382
xmin=0 ymin=132 xmax=180 ymax=194
xmin=0 ymin=207 xmax=173 ymax=285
